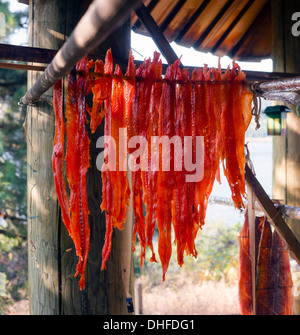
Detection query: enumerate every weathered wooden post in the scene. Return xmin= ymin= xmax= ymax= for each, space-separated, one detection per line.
xmin=271 ymin=0 xmax=300 ymax=314
xmin=26 ymin=0 xmax=134 ymax=314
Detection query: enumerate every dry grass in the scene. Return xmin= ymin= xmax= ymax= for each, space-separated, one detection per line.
xmin=136 ymin=274 xmax=240 ymax=315
xmin=4 ymin=279 xmax=240 ymax=315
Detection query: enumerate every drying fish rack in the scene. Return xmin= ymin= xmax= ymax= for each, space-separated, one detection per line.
xmin=0 ymin=0 xmax=299 ymax=268
xmin=1 ymin=0 xmax=300 ymax=315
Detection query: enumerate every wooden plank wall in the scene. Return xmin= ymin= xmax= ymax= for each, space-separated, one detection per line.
xmin=271 ymin=0 xmax=300 ymax=315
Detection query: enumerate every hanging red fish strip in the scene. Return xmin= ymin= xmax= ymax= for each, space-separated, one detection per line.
xmin=271 ymin=230 xmax=293 ymax=315
xmin=238 ymin=213 xmax=294 ymax=315
xmin=173 ymin=67 xmax=198 ymax=267
xmin=144 ymin=54 xmax=162 ymax=263
xmin=65 ymin=56 xmax=93 ymax=290
xmin=124 ymin=50 xmax=136 ymax=146
xmin=52 ymin=79 xmax=72 ymax=238
xmin=130 ymin=59 xmax=148 ymax=266
xmin=100 ymin=49 xmax=115 ymax=270
xmin=156 ymin=58 xmax=180 ymax=280
xmin=221 ymin=62 xmax=252 ymax=209
xmin=192 ymin=66 xmax=220 ymax=228
xmin=110 ymin=63 xmax=130 ymax=228
xmin=255 ymin=217 xmax=273 ymax=315
xmin=140 ymin=52 xmax=162 ymax=265
xmin=86 ymin=59 xmax=110 ymax=133
xmin=238 ymin=209 xmax=252 ymax=315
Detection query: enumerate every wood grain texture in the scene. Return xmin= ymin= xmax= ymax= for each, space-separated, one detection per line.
xmin=271 ymin=0 xmax=300 ymax=315
xmin=27 ymin=0 xmax=134 ymax=315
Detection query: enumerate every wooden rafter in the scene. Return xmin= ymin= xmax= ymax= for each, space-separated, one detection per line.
xmin=193 ymin=0 xmax=234 ymax=49
xmin=212 ymin=0 xmax=254 ymax=53
xmin=159 ymin=0 xmax=187 ymax=33
xmin=230 ymin=1 xmax=270 ymax=59
xmin=175 ymin=0 xmax=211 ymax=43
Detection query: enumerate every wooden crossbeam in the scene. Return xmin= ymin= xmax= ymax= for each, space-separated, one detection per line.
xmin=0 ymin=61 xmax=46 ymax=72
xmin=0 ymin=43 xmax=56 ymax=64
xmin=245 ymin=164 xmax=300 ymax=265
xmin=1 ymin=43 xmax=300 ymax=82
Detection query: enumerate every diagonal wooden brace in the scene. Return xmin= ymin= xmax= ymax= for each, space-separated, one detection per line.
xmin=245 ymin=164 xmax=300 ymax=265
xmin=134 ymin=2 xmax=182 ymax=67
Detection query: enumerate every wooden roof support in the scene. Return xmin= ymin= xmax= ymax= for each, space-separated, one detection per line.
xmin=132 ymin=0 xmax=160 ymax=32
xmin=175 ymin=0 xmax=211 ymax=43
xmin=134 ymin=2 xmax=181 ymax=66
xmin=21 ymin=0 xmax=141 ymax=105
xmin=193 ymin=0 xmax=234 ymax=49
xmin=159 ymin=0 xmax=187 ymax=33
xmin=229 ymin=2 xmax=269 ymax=59
xmin=245 ymin=164 xmax=300 ymax=266
xmin=211 ymin=0 xmax=254 ymax=53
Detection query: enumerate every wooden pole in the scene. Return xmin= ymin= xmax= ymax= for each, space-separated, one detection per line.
xmin=245 ymin=165 xmax=300 ymax=265
xmin=26 ymin=0 xmax=134 ymax=315
xmin=271 ymin=0 xmax=300 ymax=315
xmin=22 ymin=0 xmax=141 ymax=105
xmin=134 ymin=2 xmax=181 ymax=66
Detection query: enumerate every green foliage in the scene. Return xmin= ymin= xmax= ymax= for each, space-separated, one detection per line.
xmin=0 ymin=0 xmax=29 ymax=44
xmin=0 ymin=1 xmax=29 ymax=313
xmin=195 ymin=221 xmax=241 ymax=281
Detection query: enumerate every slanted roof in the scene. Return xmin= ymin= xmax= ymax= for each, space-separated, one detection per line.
xmin=131 ymin=0 xmax=271 ymax=61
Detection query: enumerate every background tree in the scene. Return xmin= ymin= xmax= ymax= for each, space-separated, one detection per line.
xmin=0 ymin=0 xmax=29 ymax=313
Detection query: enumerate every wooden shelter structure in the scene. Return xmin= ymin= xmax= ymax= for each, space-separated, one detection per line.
xmin=0 ymin=0 xmax=300 ymax=315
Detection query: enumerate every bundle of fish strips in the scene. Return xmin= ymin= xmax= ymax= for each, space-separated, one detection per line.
xmin=52 ymin=49 xmax=253 ymax=289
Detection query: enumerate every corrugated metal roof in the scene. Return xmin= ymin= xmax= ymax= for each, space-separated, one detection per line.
xmin=131 ymin=0 xmax=271 ymax=61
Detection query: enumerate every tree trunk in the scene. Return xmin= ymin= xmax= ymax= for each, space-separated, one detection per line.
xmin=26 ymin=0 xmax=134 ymax=315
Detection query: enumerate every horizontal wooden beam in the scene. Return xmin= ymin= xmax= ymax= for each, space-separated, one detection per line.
xmin=0 ymin=61 xmax=46 ymax=72
xmin=245 ymin=164 xmax=300 ymax=265
xmin=0 ymin=44 xmax=299 ymax=83
xmin=0 ymin=43 xmax=57 ymax=64
xmin=17 ymin=0 xmax=29 ymax=5
xmin=209 ymin=195 xmax=300 ymax=220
